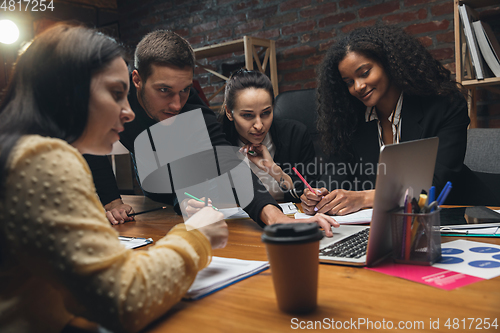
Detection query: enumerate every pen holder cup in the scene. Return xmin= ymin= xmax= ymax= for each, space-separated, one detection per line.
xmin=391 ymin=208 xmax=441 ymax=265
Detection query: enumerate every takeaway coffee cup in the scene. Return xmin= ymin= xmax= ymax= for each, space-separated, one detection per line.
xmin=261 ymin=223 xmax=324 ymax=313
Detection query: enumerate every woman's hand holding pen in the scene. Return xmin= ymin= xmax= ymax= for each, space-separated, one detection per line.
xmin=181 ymin=197 xmax=213 ymax=218
xmin=318 ymin=189 xmax=373 ymax=216
xmin=301 ymin=188 xmax=375 ymax=216
xmin=185 ymin=207 xmax=228 ymax=249
xmin=300 ymin=187 xmax=329 ymax=215
xmin=104 ymin=198 xmax=135 ymax=225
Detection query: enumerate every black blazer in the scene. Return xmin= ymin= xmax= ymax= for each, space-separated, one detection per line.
xmin=85 ymin=84 xmax=280 ymax=226
xmin=321 ymin=92 xmax=495 ymax=204
xmin=224 ymin=118 xmax=317 ymax=202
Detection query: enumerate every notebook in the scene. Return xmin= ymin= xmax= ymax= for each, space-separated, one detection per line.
xmin=319 ymin=137 xmax=439 ymax=267
xmin=119 ymin=236 xmax=153 ymax=249
xmin=183 ymin=257 xmax=269 ymax=300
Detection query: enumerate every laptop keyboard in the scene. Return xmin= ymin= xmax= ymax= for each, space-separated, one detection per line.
xmin=319 ymin=228 xmax=369 ymax=259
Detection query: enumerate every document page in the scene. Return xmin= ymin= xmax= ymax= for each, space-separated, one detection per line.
xmin=295 ymin=208 xmax=373 ymax=224
xmin=184 ymin=257 xmax=269 ymax=300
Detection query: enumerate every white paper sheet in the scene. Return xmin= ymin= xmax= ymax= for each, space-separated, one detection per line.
xmin=119 ymin=236 xmax=153 ymax=249
xmin=434 ymin=239 xmax=500 ymax=280
xmin=185 ymin=257 xmax=269 ymax=300
xmin=294 ymin=208 xmax=373 ymax=224
xmin=219 ymin=202 xmax=298 ymax=219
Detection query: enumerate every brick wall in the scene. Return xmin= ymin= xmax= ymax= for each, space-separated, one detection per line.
xmin=117 ymin=0 xmax=500 ymax=127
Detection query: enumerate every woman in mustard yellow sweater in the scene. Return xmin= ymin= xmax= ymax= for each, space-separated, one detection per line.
xmin=0 ymin=24 xmax=227 ymax=333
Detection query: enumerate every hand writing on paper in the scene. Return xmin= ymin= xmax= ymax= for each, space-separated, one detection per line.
xmin=181 ymin=197 xmax=214 ymax=218
xmin=185 ymin=207 xmax=228 ymax=249
xmin=104 ymin=198 xmax=135 ymax=225
xmin=300 ymin=187 xmax=329 ymax=215
xmin=316 ymin=189 xmax=375 ymax=216
xmin=302 ymin=188 xmax=375 ymax=216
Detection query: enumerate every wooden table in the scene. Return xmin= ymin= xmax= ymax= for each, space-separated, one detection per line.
xmin=115 ymin=195 xmax=500 ymax=333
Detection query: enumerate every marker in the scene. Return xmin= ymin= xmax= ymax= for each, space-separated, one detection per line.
xmin=128 ymin=206 xmax=167 ymax=217
xmin=184 ymin=192 xmax=219 ymax=211
xmin=418 ymin=194 xmax=427 ymax=212
xmin=427 ymin=186 xmax=436 ymax=212
xmin=437 ymin=182 xmax=452 ymax=206
xmin=404 ymin=194 xmax=413 ymax=260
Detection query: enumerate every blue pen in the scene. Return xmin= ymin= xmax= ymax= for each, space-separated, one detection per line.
xmin=427 ymin=186 xmax=435 ymax=212
xmin=436 ymin=181 xmax=451 ymax=205
xmin=438 ymin=184 xmax=452 ymax=206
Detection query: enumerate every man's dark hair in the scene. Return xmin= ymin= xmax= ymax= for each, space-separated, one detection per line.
xmin=134 ymin=30 xmax=195 ymax=82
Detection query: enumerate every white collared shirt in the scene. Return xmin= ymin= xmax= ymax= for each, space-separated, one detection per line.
xmin=237 ymin=133 xmax=284 ymax=201
xmin=365 ymin=93 xmax=404 ymax=147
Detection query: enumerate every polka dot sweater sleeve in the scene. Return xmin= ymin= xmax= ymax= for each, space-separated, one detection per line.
xmin=0 ymin=135 xmax=211 ymax=333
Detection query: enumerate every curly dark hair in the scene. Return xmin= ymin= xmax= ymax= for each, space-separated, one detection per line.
xmin=317 ymin=24 xmax=464 ymax=156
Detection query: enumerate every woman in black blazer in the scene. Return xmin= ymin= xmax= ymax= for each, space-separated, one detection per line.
xmin=301 ymin=25 xmax=480 ymax=216
xmin=219 ymin=69 xmax=317 ymax=203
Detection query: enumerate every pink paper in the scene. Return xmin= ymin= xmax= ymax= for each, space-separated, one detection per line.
xmin=367 ymin=261 xmax=483 ymax=290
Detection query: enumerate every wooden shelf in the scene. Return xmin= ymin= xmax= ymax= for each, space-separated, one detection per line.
xmin=461 ymin=76 xmax=500 ymax=88
xmin=193 ymin=36 xmax=279 ymax=107
xmin=454 ymin=0 xmax=500 ymax=128
xmin=194 ymin=39 xmax=246 ymax=59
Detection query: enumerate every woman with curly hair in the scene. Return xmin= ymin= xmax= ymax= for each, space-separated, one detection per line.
xmin=301 ymin=24 xmax=482 ymax=216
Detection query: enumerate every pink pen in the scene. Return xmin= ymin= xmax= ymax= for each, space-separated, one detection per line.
xmin=292 ymin=167 xmax=315 ymax=193
xmin=293 ymin=167 xmax=322 ymax=212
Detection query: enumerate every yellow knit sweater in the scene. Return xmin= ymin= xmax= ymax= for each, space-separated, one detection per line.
xmin=0 ymin=135 xmax=211 ymax=333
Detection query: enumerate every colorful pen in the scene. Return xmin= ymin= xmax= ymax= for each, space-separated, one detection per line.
xmin=437 ymin=182 xmax=452 ymax=206
xmin=403 ymin=189 xmax=413 ymax=260
xmin=292 ymin=167 xmax=315 ymax=193
xmin=427 ymin=186 xmax=436 ymax=212
xmin=418 ymin=194 xmax=427 ymax=212
xmin=436 ymin=181 xmax=451 ymax=205
xmin=184 ymin=192 xmax=219 ymax=211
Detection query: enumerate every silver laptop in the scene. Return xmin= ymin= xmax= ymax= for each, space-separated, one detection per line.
xmin=319 ymin=137 xmax=439 ymax=267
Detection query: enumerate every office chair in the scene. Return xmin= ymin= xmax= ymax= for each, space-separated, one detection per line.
xmin=462 ymin=128 xmax=500 ymax=205
xmin=273 ymin=89 xmax=325 ymax=158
